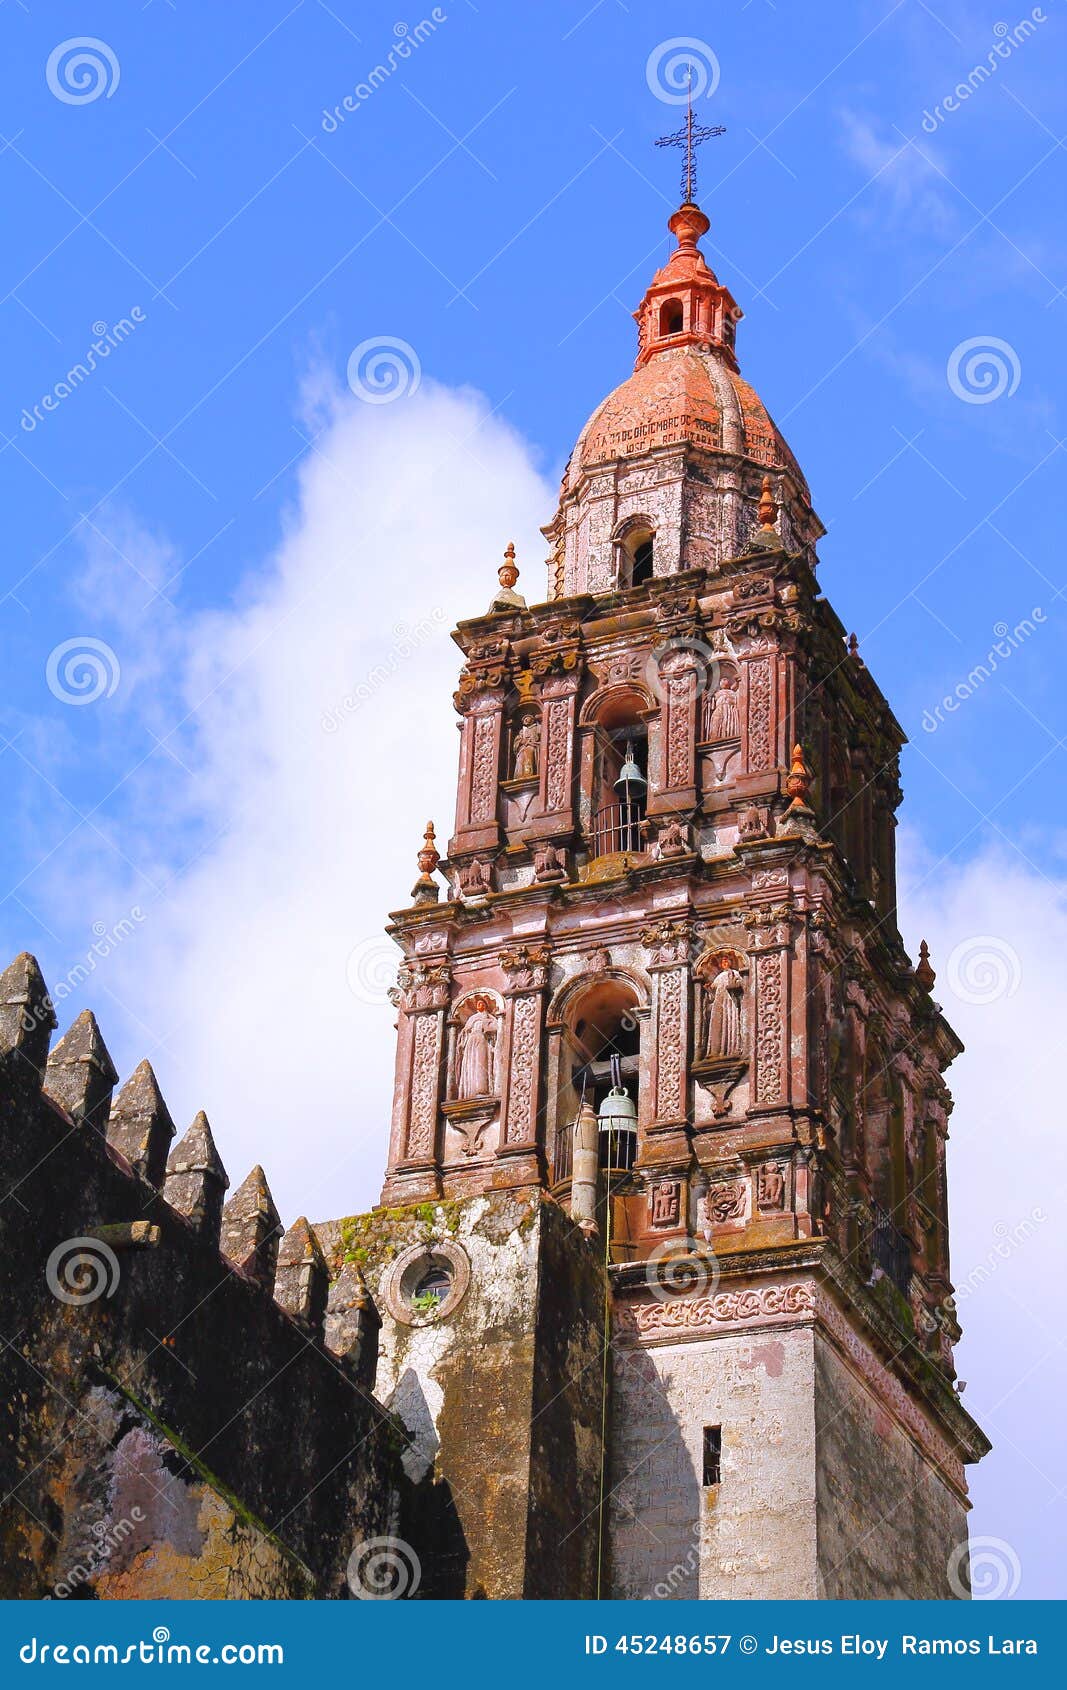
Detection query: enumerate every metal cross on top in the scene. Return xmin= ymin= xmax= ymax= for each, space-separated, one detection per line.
xmin=654 ymin=69 xmax=725 ymax=205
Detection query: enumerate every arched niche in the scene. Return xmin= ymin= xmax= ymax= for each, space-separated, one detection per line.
xmin=577 ymin=682 xmax=657 ymax=852
xmin=658 ymin=297 xmax=684 ymax=337
xmin=544 ymin=966 xmax=651 ymax=1183
xmin=445 ymin=988 xmax=505 ymax=1103
xmin=699 ymin=660 xmax=741 ymax=745
xmin=612 ymin=515 xmax=656 ymax=589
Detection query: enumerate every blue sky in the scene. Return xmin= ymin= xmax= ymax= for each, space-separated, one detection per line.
xmin=2 ymin=0 xmax=1065 ymax=1597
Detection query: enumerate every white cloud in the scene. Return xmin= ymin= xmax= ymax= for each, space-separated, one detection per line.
xmin=898 ymin=831 xmax=1066 ymax=1592
xmin=33 ymin=375 xmax=554 ymax=1225
xmin=838 ymin=108 xmax=959 ymax=238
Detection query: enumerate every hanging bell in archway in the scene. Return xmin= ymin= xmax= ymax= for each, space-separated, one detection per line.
xmin=614 ymin=741 xmax=646 ymax=799
xmin=598 ymin=1082 xmax=637 ymax=1173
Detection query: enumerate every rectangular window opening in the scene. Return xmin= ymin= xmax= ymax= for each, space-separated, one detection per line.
xmin=702 ymin=1425 xmax=722 ymax=1487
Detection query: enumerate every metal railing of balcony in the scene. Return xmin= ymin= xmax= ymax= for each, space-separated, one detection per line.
xmin=591 ymin=800 xmax=645 ymax=858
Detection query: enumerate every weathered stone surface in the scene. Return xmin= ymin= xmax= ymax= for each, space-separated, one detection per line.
xmin=108 ymin=1059 xmax=176 ymax=1188
xmin=163 ymin=1111 xmax=228 ymax=1240
xmin=221 ymin=1164 xmax=281 ymax=1289
xmin=324 ymin=1260 xmax=380 ymax=1387
xmin=44 ymin=1009 xmax=118 ymax=1132
xmin=0 ymin=1047 xmax=408 ymax=1600
xmin=274 ymin=1216 xmax=327 ymax=1337
xmin=0 ymin=952 xmax=56 ymax=1086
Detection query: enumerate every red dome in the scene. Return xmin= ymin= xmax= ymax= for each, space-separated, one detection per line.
xmin=568 ymin=344 xmax=809 ymax=498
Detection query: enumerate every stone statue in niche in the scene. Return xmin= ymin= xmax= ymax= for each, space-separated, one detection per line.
xmin=702 ymin=960 xmax=745 ymax=1060
xmin=703 ymin=673 xmax=740 ymax=742
xmin=756 ymin=1162 xmax=786 ymax=1211
xmin=512 ymin=716 xmax=541 ymax=780
xmin=456 ymin=997 xmax=498 ymax=1099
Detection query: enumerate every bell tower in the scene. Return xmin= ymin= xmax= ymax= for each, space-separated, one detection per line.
xmin=360 ymin=183 xmax=989 ymax=1601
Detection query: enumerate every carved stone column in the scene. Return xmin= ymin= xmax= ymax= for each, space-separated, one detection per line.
xmin=382 ymin=958 xmax=451 ymax=1202
xmin=452 ymin=686 xmax=505 ymax=857
xmin=529 ymin=673 xmax=582 ymax=841
xmin=743 ymin=889 xmax=795 ymax=1120
xmin=638 ymin=918 xmax=692 ymax=1171
xmin=493 ymin=943 xmax=552 ymax=1189
xmin=647 ymin=647 xmax=699 ymax=816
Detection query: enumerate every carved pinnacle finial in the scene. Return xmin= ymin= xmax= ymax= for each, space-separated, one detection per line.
xmin=916 ymin=940 xmax=936 ymax=993
xmin=783 ymin=743 xmax=813 ymax=814
xmin=758 ymin=474 xmax=777 ymax=530
xmin=412 ymin=820 xmax=441 ymax=905
xmin=848 ymin=631 xmax=862 ymax=663
xmin=499 ymin=540 xmax=518 ymax=588
xmin=489 ymin=540 xmax=526 ymax=614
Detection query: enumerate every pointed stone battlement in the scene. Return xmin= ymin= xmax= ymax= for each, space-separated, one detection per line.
xmin=44 ymin=1009 xmax=118 ymax=1132
xmin=222 ymin=1164 xmax=282 ymax=1289
xmin=108 ymin=1058 xmax=176 ymax=1187
xmin=274 ymin=1216 xmax=328 ymax=1338
xmin=163 ymin=1110 xmax=229 ymax=1241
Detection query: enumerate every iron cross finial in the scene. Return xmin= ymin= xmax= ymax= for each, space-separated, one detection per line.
xmin=654 ymin=65 xmax=725 ymax=204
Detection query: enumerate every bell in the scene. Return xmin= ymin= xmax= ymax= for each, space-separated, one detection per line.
xmin=597 ymin=1083 xmax=638 ymax=1172
xmin=614 ymin=742 xmax=646 ymax=798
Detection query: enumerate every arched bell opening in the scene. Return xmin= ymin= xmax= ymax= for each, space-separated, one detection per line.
xmin=568 ymin=979 xmax=642 ymax=1172
xmin=546 ymin=974 xmax=647 ymax=1184
xmin=614 ymin=519 xmax=656 ymax=589
xmin=659 ymin=297 xmax=684 ymax=337
xmin=588 ymin=690 xmax=649 ymax=859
